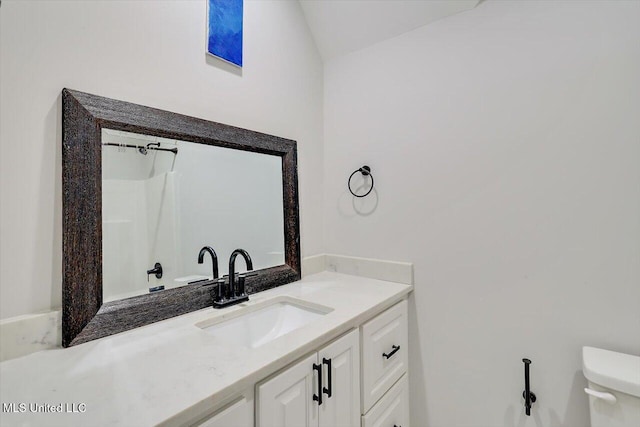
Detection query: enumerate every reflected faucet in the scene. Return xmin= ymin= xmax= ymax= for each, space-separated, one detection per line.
xmin=228 ymin=249 xmax=253 ymax=299
xmin=197 ymin=246 xmax=219 ymax=280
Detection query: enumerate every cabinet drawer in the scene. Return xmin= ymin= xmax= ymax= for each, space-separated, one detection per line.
xmin=362 ymin=374 xmax=409 ymax=427
xmin=361 ymin=299 xmax=408 ymax=413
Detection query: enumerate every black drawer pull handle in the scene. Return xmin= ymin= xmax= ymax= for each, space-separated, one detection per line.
xmin=322 ymin=357 xmax=332 ymax=398
xmin=394 ymin=425 xmax=402 ymax=427
xmin=313 ymin=363 xmax=323 ymax=406
xmin=383 ymin=345 xmax=400 ymax=359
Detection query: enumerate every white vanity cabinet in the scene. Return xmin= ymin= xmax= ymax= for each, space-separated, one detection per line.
xmin=191 ymin=300 xmax=409 ymax=427
xmin=319 ymin=329 xmax=362 ymax=427
xmin=361 ymin=299 xmax=409 ymax=413
xmin=191 ymin=392 xmax=254 ymax=427
xmin=361 ymin=299 xmax=410 ymax=427
xmin=256 ymin=329 xmax=360 ymax=427
xmin=362 ymin=374 xmax=409 ymax=427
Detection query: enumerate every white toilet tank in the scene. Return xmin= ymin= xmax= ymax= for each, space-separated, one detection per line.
xmin=582 ymin=346 xmax=640 ymax=427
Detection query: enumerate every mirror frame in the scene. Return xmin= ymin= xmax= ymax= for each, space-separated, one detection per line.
xmin=62 ymin=88 xmax=301 ymax=347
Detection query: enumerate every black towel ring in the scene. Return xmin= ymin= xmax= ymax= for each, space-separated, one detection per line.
xmin=348 ymin=165 xmax=374 ymax=198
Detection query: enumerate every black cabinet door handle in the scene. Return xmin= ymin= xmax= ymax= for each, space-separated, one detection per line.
xmin=312 ymin=363 xmax=323 ymax=406
xmin=383 ymin=345 xmax=400 ymax=359
xmin=322 ymin=357 xmax=332 ymax=398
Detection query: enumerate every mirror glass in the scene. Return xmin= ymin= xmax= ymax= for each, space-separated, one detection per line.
xmin=101 ymin=129 xmax=285 ymax=302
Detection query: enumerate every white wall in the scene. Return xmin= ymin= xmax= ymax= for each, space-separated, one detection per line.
xmin=0 ymin=0 xmax=324 ymax=319
xmin=324 ymin=1 xmax=640 ymax=426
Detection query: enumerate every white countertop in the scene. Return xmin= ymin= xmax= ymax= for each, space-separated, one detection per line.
xmin=0 ymin=272 xmax=412 ymax=426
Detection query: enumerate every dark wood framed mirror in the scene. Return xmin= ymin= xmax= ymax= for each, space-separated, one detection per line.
xmin=62 ymin=88 xmax=301 ymax=347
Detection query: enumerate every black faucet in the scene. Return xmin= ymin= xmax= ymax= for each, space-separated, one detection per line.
xmin=212 ymin=249 xmax=253 ymax=309
xmin=228 ymin=249 xmax=253 ymax=298
xmin=197 ymin=246 xmax=219 ymax=280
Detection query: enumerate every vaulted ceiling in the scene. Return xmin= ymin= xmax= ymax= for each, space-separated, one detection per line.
xmin=299 ymin=0 xmax=481 ymax=61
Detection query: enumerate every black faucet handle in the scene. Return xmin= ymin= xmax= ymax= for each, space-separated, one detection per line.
xmin=214 ymin=278 xmax=226 ymax=303
xmin=237 ymin=275 xmax=245 ymax=296
xmin=237 ymin=272 xmax=257 ymax=296
xmin=237 ymin=275 xmax=250 ymax=296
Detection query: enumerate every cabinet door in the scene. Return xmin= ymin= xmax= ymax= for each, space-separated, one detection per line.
xmin=195 ymin=395 xmax=253 ymax=427
xmin=318 ymin=329 xmax=360 ymax=427
xmin=257 ymin=353 xmax=319 ymax=427
xmin=362 ymin=374 xmax=409 ymax=427
xmin=361 ymin=300 xmax=408 ymax=413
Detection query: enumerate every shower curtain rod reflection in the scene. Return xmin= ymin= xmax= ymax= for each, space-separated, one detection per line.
xmin=102 ymin=142 xmax=178 ymax=155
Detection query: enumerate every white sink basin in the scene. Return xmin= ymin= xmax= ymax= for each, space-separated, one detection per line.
xmin=196 ymin=296 xmax=333 ymax=349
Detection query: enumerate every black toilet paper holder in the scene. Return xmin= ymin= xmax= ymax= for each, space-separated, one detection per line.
xmin=522 ymin=358 xmax=537 ymax=416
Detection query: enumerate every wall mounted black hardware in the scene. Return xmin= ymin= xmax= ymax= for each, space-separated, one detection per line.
xmin=146 ymin=263 xmax=163 ymax=280
xmin=348 ymin=165 xmax=375 ymax=198
xmin=383 ymin=345 xmax=401 ymax=359
xmin=522 ymin=358 xmax=537 ymax=416
xmin=313 ymin=363 xmax=323 ymax=406
xmin=323 ymin=357 xmax=332 ymax=398
xmin=148 ymin=285 xmax=165 ymax=293
xmin=212 ymin=249 xmax=253 ymax=309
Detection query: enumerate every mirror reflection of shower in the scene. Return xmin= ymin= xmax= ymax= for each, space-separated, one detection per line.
xmin=102 ymin=129 xmax=180 ymax=302
xmin=102 ymin=130 xmax=178 ymax=179
xmin=138 ymin=142 xmax=159 ymax=155
xmin=100 ymin=128 xmax=285 ymax=303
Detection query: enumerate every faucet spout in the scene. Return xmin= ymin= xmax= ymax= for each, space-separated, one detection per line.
xmin=197 ymin=246 xmax=219 ymax=280
xmin=228 ymin=249 xmax=253 ymax=299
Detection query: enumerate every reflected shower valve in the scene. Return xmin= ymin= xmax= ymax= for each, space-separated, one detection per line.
xmin=146 ymin=262 xmax=163 ymax=281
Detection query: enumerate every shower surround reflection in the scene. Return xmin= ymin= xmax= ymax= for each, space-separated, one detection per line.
xmin=101 ymin=129 xmax=285 ymax=302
